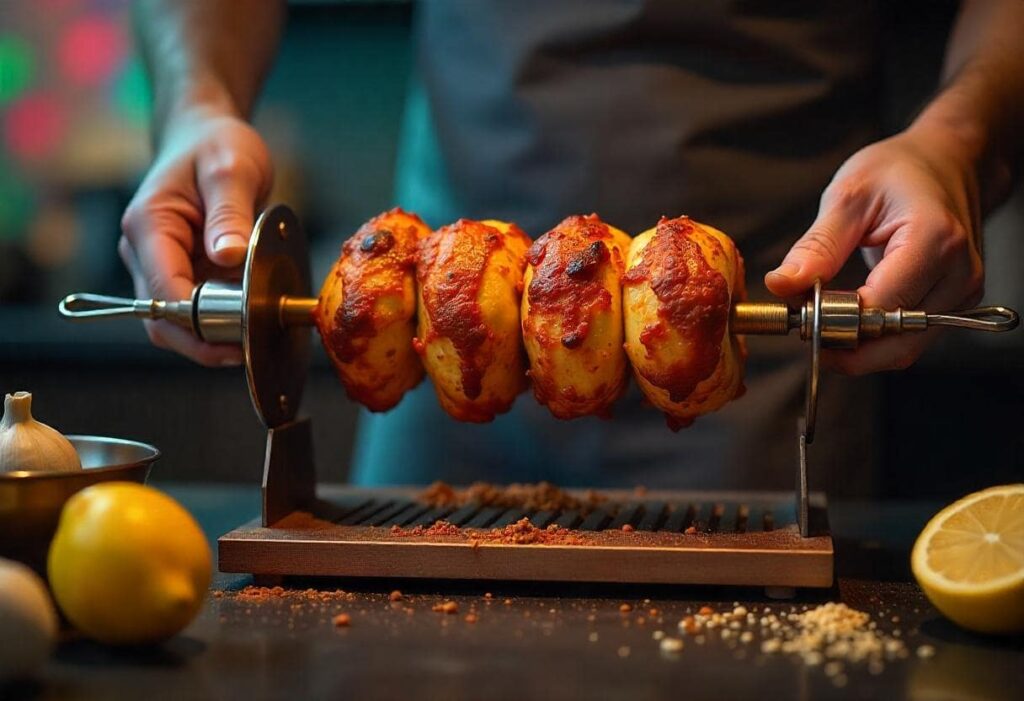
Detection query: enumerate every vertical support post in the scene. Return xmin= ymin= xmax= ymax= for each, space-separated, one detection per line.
xmin=261 ymin=417 xmax=316 ymax=526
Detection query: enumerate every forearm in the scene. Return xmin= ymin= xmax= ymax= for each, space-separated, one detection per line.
xmin=134 ymin=0 xmax=285 ymax=144
xmin=909 ymin=0 xmax=1024 ymax=213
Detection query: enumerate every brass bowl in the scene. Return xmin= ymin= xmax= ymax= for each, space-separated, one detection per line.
xmin=0 ymin=435 xmax=160 ymax=575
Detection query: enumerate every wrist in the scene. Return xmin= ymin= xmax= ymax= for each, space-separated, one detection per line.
xmin=153 ymin=75 xmax=242 ymax=145
xmin=909 ymin=91 xmax=1013 ymax=212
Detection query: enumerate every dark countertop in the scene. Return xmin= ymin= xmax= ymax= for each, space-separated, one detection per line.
xmin=9 ymin=485 xmax=1024 ymax=701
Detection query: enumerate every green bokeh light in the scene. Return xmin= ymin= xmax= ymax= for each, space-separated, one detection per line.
xmin=112 ymin=55 xmax=152 ymax=125
xmin=0 ymin=35 xmax=35 ymax=105
xmin=0 ymin=162 xmax=36 ymax=243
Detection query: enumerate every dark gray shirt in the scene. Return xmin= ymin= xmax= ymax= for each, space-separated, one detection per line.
xmin=352 ymin=0 xmax=884 ymax=495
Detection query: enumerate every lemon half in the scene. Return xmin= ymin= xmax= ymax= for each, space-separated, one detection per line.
xmin=911 ymin=484 xmax=1024 ymax=634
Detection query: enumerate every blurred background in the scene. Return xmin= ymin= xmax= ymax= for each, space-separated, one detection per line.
xmin=0 ymin=0 xmax=1021 ymax=496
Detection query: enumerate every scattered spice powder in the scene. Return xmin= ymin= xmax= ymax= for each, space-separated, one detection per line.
xmin=419 ymin=481 xmax=607 ymax=514
xmin=217 ymin=586 xmax=356 ymax=603
xmin=390 ymin=517 xmax=585 ymax=546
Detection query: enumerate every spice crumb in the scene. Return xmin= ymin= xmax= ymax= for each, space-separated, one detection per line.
xmin=332 ymin=613 xmax=351 ymax=627
xmin=653 ymin=630 xmax=665 ymax=640
xmin=617 ymin=646 xmax=631 ymax=658
xmin=619 ymin=603 xmax=633 ymax=613
xmin=464 ymin=613 xmax=478 ymax=624
xmin=698 ymin=606 xmax=714 ymax=616
xmin=684 ymin=526 xmax=698 ymax=535
xmin=588 ymin=632 xmax=599 ymax=642
xmin=484 ymin=592 xmax=493 ymax=600
xmin=389 ymin=590 xmax=403 ymax=602
xmin=504 ymin=599 xmax=513 ymax=606
xmin=916 ymin=645 xmax=935 ymax=659
xmin=621 ymin=524 xmax=635 ymax=532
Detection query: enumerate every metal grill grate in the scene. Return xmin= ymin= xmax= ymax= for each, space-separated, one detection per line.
xmin=219 ymin=487 xmax=833 ymax=588
xmin=323 ymin=496 xmax=796 ymax=534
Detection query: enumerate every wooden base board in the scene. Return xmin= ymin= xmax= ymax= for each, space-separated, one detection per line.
xmin=219 ymin=487 xmax=834 ymax=588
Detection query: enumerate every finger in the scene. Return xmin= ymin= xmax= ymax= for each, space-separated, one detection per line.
xmin=120 ymin=216 xmax=244 ymax=368
xmin=825 ymin=223 xmax=981 ymax=375
xmin=197 ymin=156 xmax=260 ymax=268
xmin=765 ymin=182 xmax=879 ymax=297
xmin=858 ymin=216 xmax=970 ymax=311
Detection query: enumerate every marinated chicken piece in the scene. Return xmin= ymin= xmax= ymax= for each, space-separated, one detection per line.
xmin=521 ymin=214 xmax=631 ymax=419
xmin=415 ymin=219 xmax=531 ymax=422
xmin=622 ymin=216 xmax=747 ymax=430
xmin=314 ymin=208 xmax=431 ymax=411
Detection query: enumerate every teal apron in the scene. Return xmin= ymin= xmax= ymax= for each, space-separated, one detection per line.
xmin=352 ymin=0 xmax=883 ymax=494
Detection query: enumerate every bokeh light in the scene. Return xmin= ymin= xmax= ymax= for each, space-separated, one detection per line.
xmin=27 ymin=202 xmax=79 ymax=269
xmin=0 ymin=35 xmax=35 ymax=105
xmin=112 ymin=56 xmax=151 ymax=124
xmin=0 ymin=162 xmax=36 ymax=243
xmin=57 ymin=15 xmax=126 ymax=87
xmin=3 ymin=92 xmax=69 ymax=161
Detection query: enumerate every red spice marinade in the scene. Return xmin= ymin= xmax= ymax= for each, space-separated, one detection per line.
xmin=314 ymin=208 xmax=428 ymax=407
xmin=525 ymin=214 xmax=623 ymax=350
xmin=415 ymin=219 xmax=530 ymax=400
xmin=622 ymin=216 xmax=733 ymax=415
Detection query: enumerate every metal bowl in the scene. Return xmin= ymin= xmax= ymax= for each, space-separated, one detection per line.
xmin=0 ymin=435 xmax=160 ymax=574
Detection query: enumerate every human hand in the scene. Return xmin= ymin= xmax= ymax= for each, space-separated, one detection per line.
xmin=765 ymin=126 xmax=985 ymax=374
xmin=119 ymin=108 xmax=273 ymax=366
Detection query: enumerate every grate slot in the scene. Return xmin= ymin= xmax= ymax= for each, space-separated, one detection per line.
xmin=662 ymin=503 xmax=697 ymax=533
xmin=490 ymin=509 xmax=527 ymax=528
xmin=366 ymin=501 xmax=418 ymax=527
xmin=529 ymin=510 xmax=557 ymax=528
xmin=446 ymin=503 xmax=485 ymax=527
xmin=380 ymin=503 xmax=431 ymax=528
xmin=337 ymin=500 xmax=393 ymax=526
xmin=324 ymin=498 xmax=373 ymax=524
xmin=734 ymin=504 xmax=750 ymax=533
xmin=578 ymin=508 xmax=612 ymax=531
xmin=406 ymin=505 xmax=456 ymax=528
xmin=691 ymin=502 xmax=713 ymax=533
xmin=463 ymin=507 xmax=504 ymax=529
xmin=607 ymin=502 xmax=643 ymax=530
xmin=709 ymin=503 xmax=733 ymax=533
xmin=636 ymin=501 xmax=668 ymax=531
xmin=744 ymin=505 xmax=769 ymax=533
xmin=553 ymin=510 xmax=582 ymax=529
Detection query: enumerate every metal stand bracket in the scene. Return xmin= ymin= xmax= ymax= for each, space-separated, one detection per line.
xmin=262 ymin=417 xmax=316 ymax=526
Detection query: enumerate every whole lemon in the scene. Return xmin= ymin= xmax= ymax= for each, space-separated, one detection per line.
xmin=48 ymin=482 xmax=211 ymax=645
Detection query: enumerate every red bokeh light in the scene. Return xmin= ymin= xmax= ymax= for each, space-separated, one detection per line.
xmin=3 ymin=92 xmax=68 ymax=161
xmin=57 ymin=15 xmax=126 ymax=87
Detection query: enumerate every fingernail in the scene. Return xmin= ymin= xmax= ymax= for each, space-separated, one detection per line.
xmin=221 ymin=356 xmax=243 ymax=367
xmin=768 ymin=263 xmax=800 ymax=280
xmin=214 ymin=234 xmax=247 ymax=252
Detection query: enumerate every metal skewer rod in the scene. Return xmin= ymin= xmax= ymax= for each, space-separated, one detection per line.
xmin=61 ymin=289 xmax=1019 ymax=346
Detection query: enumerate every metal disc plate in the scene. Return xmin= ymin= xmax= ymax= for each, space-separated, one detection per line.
xmin=242 ymin=205 xmax=312 ymax=428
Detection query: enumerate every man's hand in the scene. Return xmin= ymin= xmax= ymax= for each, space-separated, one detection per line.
xmin=765 ymin=125 xmax=985 ymax=374
xmin=119 ymin=108 xmax=273 ymax=366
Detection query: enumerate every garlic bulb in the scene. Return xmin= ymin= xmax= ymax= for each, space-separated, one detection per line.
xmin=0 ymin=557 xmax=58 ymax=680
xmin=0 ymin=392 xmax=82 ymax=474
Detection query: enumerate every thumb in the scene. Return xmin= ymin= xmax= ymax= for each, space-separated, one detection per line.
xmin=198 ymin=164 xmax=259 ymax=268
xmin=765 ymin=185 xmax=871 ymax=298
